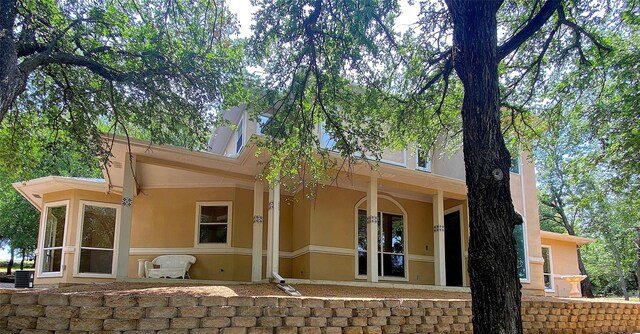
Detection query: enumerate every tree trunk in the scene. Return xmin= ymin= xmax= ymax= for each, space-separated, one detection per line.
xmin=577 ymin=248 xmax=594 ymax=298
xmin=19 ymin=249 xmax=25 ymax=270
xmin=612 ymin=249 xmax=629 ymax=301
xmin=6 ymin=248 xmax=14 ymax=275
xmin=446 ymin=1 xmax=523 ymax=333
xmin=0 ymin=0 xmax=27 ymax=123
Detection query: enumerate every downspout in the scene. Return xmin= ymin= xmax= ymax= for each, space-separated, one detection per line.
xmin=270 ymin=180 xmax=285 ymax=283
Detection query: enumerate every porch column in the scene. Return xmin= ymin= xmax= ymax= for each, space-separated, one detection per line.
xmin=433 ymin=189 xmax=446 ymax=285
xmin=116 ymin=153 xmax=136 ymax=278
xmin=251 ymin=179 xmax=264 ymax=282
xmin=367 ymin=175 xmax=379 ymax=283
xmin=266 ymin=181 xmax=281 ymax=279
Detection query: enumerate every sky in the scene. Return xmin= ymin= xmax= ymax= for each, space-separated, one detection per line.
xmin=227 ymin=0 xmax=420 ymax=38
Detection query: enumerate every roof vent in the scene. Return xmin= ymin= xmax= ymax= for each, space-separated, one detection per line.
xmin=112 ymin=162 xmax=123 ymax=168
xmin=32 ymin=194 xmax=41 ymax=199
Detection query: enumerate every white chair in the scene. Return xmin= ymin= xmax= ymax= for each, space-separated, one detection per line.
xmin=144 ymin=255 xmax=196 ymax=279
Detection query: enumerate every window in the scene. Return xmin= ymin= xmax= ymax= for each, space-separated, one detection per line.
xmin=416 ymin=148 xmax=431 ymax=172
xmin=256 ymin=114 xmax=270 ymax=135
xmin=40 ymin=202 xmax=68 ymax=276
xmin=236 ymin=118 xmax=244 ymax=153
xmin=77 ymin=202 xmax=118 ymax=275
xmin=320 ymin=123 xmax=336 ymax=150
xmin=542 ymin=246 xmax=554 ymax=291
xmin=197 ymin=203 xmax=231 ymax=245
xmin=514 ymin=223 xmax=528 ymax=280
xmin=357 ymin=209 xmax=405 ymax=278
xmin=510 ymin=155 xmax=520 ymax=174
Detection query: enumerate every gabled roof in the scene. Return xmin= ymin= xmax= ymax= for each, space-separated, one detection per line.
xmin=12 ymin=176 xmax=107 ymax=211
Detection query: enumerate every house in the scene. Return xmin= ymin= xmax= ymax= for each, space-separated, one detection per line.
xmin=13 ymin=107 xmax=591 ymax=297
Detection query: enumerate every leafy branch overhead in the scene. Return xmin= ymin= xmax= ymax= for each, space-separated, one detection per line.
xmin=0 ymin=0 xmax=247 ymax=167
xmin=249 ymin=0 xmax=612 ymax=185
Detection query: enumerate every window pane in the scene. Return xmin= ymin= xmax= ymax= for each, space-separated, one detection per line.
xmin=200 ymin=206 xmax=228 ymax=224
xmin=43 ymin=206 xmax=66 ymax=248
xmin=321 ymin=124 xmax=336 ymax=149
xmin=41 ymin=249 xmax=63 ymax=273
xmin=382 ymin=254 xmax=404 ymax=277
xmin=381 ymin=213 xmax=403 ymax=253
xmin=542 ymin=247 xmax=551 ymax=274
xmin=544 ymin=275 xmax=552 ymax=290
xmin=236 ymin=119 xmax=244 ymax=153
xmin=358 ymin=251 xmax=367 ymax=276
xmin=81 ymin=205 xmax=116 ymax=249
xmin=358 ymin=210 xmax=367 ymax=251
xmin=200 ymin=224 xmax=228 ymax=243
xmin=513 ymin=224 xmax=527 ymax=279
xmin=417 ymin=149 xmax=430 ymax=170
xmin=79 ymin=249 xmax=114 ymax=274
xmin=510 ymin=156 xmax=520 ymax=173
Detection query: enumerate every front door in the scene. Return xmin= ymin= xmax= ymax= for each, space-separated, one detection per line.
xmin=444 ymin=210 xmax=463 ymax=286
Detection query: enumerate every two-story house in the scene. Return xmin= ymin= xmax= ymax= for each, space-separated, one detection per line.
xmin=13 ymin=106 xmax=591 ymax=297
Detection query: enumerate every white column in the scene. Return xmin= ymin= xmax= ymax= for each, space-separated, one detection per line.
xmin=367 ymin=175 xmax=379 ymax=283
xmin=433 ymin=189 xmax=446 ymax=285
xmin=116 ymin=153 xmax=135 ymax=278
xmin=251 ymin=180 xmax=264 ymax=282
xmin=266 ymin=181 xmax=281 ymax=280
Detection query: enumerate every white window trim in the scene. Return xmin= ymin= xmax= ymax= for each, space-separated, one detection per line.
xmin=353 ymin=195 xmax=409 ymax=282
xmin=73 ymin=201 xmax=121 ymax=278
xmin=444 ymin=205 xmax=467 ymax=287
xmin=541 ymin=245 xmax=555 ymax=292
xmin=38 ymin=200 xmax=70 ymax=278
xmin=236 ymin=117 xmax=244 ymax=154
xmin=195 ymin=201 xmax=233 ymax=248
xmin=415 ymin=148 xmax=432 ymax=172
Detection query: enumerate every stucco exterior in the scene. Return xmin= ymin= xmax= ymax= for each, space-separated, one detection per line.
xmin=12 ymin=108 xmax=590 ymax=296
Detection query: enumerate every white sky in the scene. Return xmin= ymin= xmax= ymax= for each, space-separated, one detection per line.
xmin=227 ymin=0 xmax=420 ymax=38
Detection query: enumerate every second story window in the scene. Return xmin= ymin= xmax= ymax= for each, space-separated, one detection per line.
xmin=236 ymin=118 xmax=244 ymax=154
xmin=416 ymin=148 xmax=431 ymax=172
xmin=320 ymin=123 xmax=336 ymax=150
xmin=510 ymin=154 xmax=520 ymax=174
xmin=256 ymin=114 xmax=270 ymax=135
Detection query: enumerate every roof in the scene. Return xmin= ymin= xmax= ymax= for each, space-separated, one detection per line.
xmin=12 ymin=176 xmax=107 ymax=211
xmin=540 ymin=230 xmax=593 ymax=245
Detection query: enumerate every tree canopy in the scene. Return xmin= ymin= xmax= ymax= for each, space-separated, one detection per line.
xmin=0 ymin=0 xmax=247 ymax=169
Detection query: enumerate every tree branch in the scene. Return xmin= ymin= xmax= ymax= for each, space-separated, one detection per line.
xmin=497 ymin=0 xmax=562 ymax=60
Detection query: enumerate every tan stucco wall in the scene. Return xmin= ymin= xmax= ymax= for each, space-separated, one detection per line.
xmin=541 ymin=237 xmax=582 ymax=297
xmin=37 ymin=190 xmax=121 ymax=286
xmin=290 ymin=185 xmax=437 ymax=284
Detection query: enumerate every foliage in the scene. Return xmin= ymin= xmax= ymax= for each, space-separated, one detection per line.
xmin=250 ymin=0 xmax=617 ymax=332
xmin=0 ymin=0 xmax=247 ymax=170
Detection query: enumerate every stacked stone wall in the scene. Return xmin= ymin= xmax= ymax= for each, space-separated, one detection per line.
xmin=0 ymin=292 xmax=638 ymax=334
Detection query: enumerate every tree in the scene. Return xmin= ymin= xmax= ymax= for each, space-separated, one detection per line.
xmin=251 ymin=0 xmax=613 ymax=332
xmin=535 ymin=114 xmax=596 ymax=297
xmin=0 ymin=0 xmax=247 ymax=168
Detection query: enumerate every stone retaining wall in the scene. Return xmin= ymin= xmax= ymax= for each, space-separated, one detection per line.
xmin=0 ymin=292 xmax=638 ymax=334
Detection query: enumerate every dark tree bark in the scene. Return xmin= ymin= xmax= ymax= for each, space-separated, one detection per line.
xmin=19 ymin=249 xmax=25 ymax=270
xmin=6 ymin=248 xmax=14 ymax=275
xmin=577 ymin=248 xmax=594 ymax=298
xmin=0 ymin=0 xmax=27 ymax=123
xmin=445 ymin=1 xmax=523 ymax=333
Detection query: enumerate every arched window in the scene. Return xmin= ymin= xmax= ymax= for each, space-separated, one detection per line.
xmin=355 ymin=196 xmax=408 ymax=279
